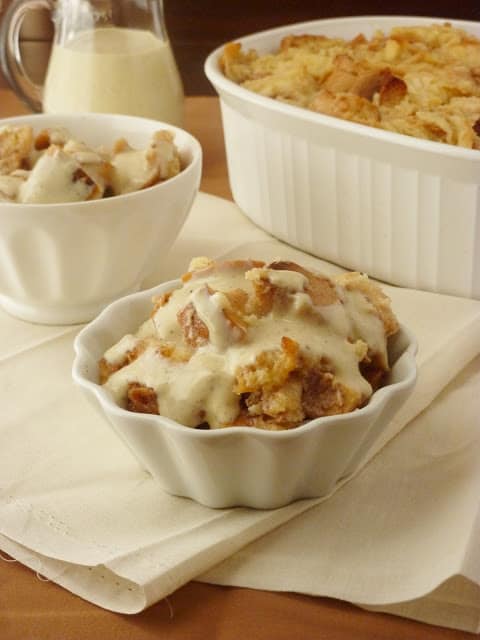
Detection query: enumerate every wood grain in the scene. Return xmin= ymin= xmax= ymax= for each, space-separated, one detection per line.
xmin=0 ymin=556 xmax=471 ymax=640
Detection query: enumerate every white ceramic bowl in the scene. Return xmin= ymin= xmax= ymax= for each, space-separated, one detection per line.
xmin=0 ymin=113 xmax=202 ymax=324
xmin=72 ymin=278 xmax=417 ymax=510
xmin=205 ymin=16 xmax=480 ymax=300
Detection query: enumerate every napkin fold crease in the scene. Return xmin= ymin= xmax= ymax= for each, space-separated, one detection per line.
xmin=1 ymin=193 xmax=480 ymax=632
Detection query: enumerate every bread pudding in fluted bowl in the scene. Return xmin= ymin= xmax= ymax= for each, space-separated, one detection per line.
xmin=205 ymin=16 xmax=480 ymax=299
xmin=72 ymin=257 xmax=417 ymax=509
xmin=0 ymin=113 xmax=201 ymax=325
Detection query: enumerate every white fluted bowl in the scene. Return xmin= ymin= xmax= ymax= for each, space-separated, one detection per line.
xmin=205 ymin=15 xmax=480 ymax=299
xmin=72 ymin=279 xmax=418 ymax=509
xmin=0 ymin=113 xmax=202 ymax=324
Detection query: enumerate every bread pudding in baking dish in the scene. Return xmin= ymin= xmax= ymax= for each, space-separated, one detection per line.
xmin=220 ymin=23 xmax=480 ymax=148
xmin=99 ymin=258 xmax=399 ymax=430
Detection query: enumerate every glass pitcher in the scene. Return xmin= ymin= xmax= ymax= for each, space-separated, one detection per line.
xmin=0 ymin=0 xmax=184 ymax=125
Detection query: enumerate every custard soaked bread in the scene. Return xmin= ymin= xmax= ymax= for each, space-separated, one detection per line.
xmin=221 ymin=23 xmax=480 ymax=149
xmin=100 ymin=259 xmax=399 ymax=431
xmin=0 ymin=124 xmax=181 ymax=203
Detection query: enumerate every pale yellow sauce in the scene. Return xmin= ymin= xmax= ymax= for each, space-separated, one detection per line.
xmin=103 ymin=265 xmax=388 ymax=428
xmin=20 ymin=149 xmax=92 ymax=204
xmin=44 ymin=28 xmax=183 ymax=125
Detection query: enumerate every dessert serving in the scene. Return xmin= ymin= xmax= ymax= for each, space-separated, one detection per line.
xmin=99 ymin=257 xmax=399 ymax=431
xmin=0 ymin=112 xmax=202 ymax=324
xmin=205 ymin=17 xmax=480 ymax=300
xmin=220 ymin=22 xmax=480 ymax=149
xmin=74 ymin=248 xmax=416 ymax=507
xmin=0 ymin=123 xmax=182 ymax=204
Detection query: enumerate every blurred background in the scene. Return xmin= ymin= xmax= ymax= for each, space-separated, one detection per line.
xmin=0 ymin=0 xmax=479 ymax=95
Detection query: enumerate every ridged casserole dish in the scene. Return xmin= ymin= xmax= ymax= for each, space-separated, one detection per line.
xmin=205 ymin=16 xmax=480 ymax=299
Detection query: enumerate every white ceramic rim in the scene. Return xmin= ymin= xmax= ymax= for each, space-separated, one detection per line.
xmin=0 ymin=112 xmax=203 ymax=210
xmin=72 ymin=278 xmax=418 ymax=442
xmin=204 ymin=14 xmax=480 ymax=161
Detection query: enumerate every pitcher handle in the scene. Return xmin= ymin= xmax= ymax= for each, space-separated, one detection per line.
xmin=0 ymin=0 xmax=53 ymax=112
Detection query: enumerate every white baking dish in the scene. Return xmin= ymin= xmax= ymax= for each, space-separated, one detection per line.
xmin=205 ymin=16 xmax=480 ymax=299
xmin=72 ymin=278 xmax=417 ymax=510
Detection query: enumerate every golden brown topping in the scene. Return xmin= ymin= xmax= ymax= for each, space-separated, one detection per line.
xmin=223 ymin=287 xmax=249 ymax=314
xmin=268 ymin=260 xmax=338 ymax=307
xmin=379 ymin=74 xmax=407 ymax=106
xmin=151 ymin=291 xmax=172 ymax=316
xmin=220 ymin=42 xmax=259 ymax=84
xmin=98 ymin=339 xmax=148 ymax=383
xmin=99 ymin=357 xmax=117 ymax=384
xmin=146 ymin=130 xmax=182 ymax=181
xmin=177 ymin=301 xmax=210 ymax=347
xmin=222 ymin=298 xmax=249 ymax=339
xmin=235 ymin=336 xmax=300 ymax=394
xmin=334 ymin=271 xmax=399 ymax=336
xmin=248 ymin=271 xmax=292 ymax=316
xmin=311 ymin=90 xmax=381 ymax=126
xmin=126 ymin=382 xmax=159 ymax=414
xmin=230 ymin=412 xmax=300 ymax=430
xmin=34 ymin=130 xmax=53 ymax=151
xmin=183 ymin=256 xmax=215 ymax=280
xmin=101 ymin=257 xmax=400 ymax=431
xmin=301 ymin=365 xmax=362 ymax=418
xmin=0 ymin=125 xmax=182 ymax=204
xmin=280 ymin=33 xmax=331 ymax=52
xmin=187 ymin=258 xmax=266 ymax=283
xmin=112 ymin=137 xmax=129 ymax=154
xmin=221 ymin=23 xmax=480 ymax=148
xmin=34 ymin=127 xmax=69 ymax=151
xmin=71 ymin=165 xmax=102 ymax=200
xmin=245 ymin=377 xmax=304 ymax=425
xmin=155 ymin=341 xmax=192 ymax=363
xmin=0 ymin=125 xmax=33 ymax=175
xmin=359 ymin=351 xmax=388 ymax=390
xmin=72 ymin=167 xmax=95 ymax=186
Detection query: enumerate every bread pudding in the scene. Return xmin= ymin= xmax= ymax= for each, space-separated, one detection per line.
xmin=220 ymin=23 xmax=480 ymax=148
xmin=0 ymin=124 xmax=182 ymax=204
xmin=99 ymin=258 xmax=400 ymax=430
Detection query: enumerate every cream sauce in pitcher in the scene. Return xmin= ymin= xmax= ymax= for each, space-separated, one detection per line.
xmin=0 ymin=0 xmax=184 ymax=124
xmin=43 ymin=28 xmax=184 ymax=125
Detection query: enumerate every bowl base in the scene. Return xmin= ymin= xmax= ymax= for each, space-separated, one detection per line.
xmin=0 ymin=285 xmax=141 ymax=325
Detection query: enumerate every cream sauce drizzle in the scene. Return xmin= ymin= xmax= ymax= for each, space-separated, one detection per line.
xmin=103 ymin=265 xmax=389 ymax=428
xmin=247 ymin=267 xmax=308 ymax=292
xmin=103 ymin=334 xmax=139 ymax=365
xmin=191 ymin=287 xmax=234 ymax=350
xmin=19 ymin=149 xmax=91 ymax=204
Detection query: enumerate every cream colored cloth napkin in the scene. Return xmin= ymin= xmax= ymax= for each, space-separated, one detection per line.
xmin=201 ymin=354 xmax=480 ymax=632
xmin=1 ymin=193 xmax=480 ymax=631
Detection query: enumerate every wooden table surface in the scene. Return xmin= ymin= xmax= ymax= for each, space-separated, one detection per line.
xmin=0 ymin=90 xmax=470 ymax=640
